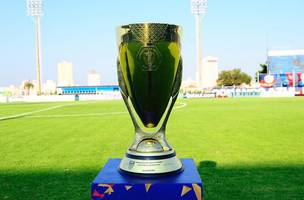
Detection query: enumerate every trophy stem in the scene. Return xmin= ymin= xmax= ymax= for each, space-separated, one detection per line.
xmin=119 ymin=127 xmax=183 ymax=174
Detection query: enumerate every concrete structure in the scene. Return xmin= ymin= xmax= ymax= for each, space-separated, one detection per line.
xmin=88 ymin=70 xmax=101 ymax=86
xmin=201 ymin=56 xmax=219 ymax=87
xmin=181 ymin=77 xmax=198 ymax=92
xmin=57 ymin=85 xmax=119 ymax=95
xmin=19 ymin=80 xmax=56 ymax=96
xmin=0 ymin=85 xmax=20 ymax=97
xmin=43 ymin=80 xmax=57 ymax=95
xmin=259 ymin=50 xmax=304 ymax=88
xmin=268 ymin=49 xmax=304 ymax=57
xmin=267 ymin=49 xmax=304 ymax=74
xmin=191 ymin=0 xmax=208 ymax=88
xmin=57 ymin=61 xmax=74 ymax=86
xmin=0 ymin=92 xmax=122 ymax=103
xmin=32 ymin=80 xmax=39 ymax=95
xmin=26 ymin=0 xmax=43 ymax=95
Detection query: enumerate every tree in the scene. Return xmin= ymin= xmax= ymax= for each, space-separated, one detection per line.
xmin=255 ymin=63 xmax=268 ymax=82
xmin=217 ymin=68 xmax=252 ymax=86
xmin=24 ymin=81 xmax=34 ymax=96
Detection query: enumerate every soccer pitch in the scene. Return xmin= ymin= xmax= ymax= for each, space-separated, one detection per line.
xmin=0 ymin=98 xmax=303 ymax=200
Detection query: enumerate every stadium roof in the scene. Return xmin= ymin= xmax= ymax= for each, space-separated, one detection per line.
xmin=268 ymin=50 xmax=304 ymax=57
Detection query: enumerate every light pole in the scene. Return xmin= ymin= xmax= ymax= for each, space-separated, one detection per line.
xmin=26 ymin=0 xmax=43 ymax=95
xmin=191 ymin=0 xmax=207 ymax=89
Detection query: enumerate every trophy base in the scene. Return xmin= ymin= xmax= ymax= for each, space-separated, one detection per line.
xmin=91 ymin=158 xmax=203 ymax=200
xmin=119 ymin=151 xmax=183 ymax=175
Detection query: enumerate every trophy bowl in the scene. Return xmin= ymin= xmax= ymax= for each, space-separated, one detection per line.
xmin=116 ymin=23 xmax=183 ymax=175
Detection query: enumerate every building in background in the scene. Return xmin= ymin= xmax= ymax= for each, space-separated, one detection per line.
xmin=181 ymin=77 xmax=199 ymax=93
xmin=259 ymin=50 xmax=304 ymax=88
xmin=19 ymin=80 xmax=56 ymax=96
xmin=201 ymin=56 xmax=219 ymax=88
xmin=0 ymin=85 xmax=20 ymax=97
xmin=43 ymin=80 xmax=57 ymax=95
xmin=32 ymin=80 xmax=38 ymax=95
xmin=57 ymin=85 xmax=119 ymax=95
xmin=268 ymin=50 xmax=304 ymax=74
xmin=88 ymin=70 xmax=101 ymax=86
xmin=57 ymin=61 xmax=74 ymax=86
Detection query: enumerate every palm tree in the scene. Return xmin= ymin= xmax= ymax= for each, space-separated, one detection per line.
xmin=24 ymin=81 xmax=34 ymax=96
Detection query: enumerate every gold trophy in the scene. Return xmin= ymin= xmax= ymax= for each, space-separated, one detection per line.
xmin=117 ymin=23 xmax=183 ymax=174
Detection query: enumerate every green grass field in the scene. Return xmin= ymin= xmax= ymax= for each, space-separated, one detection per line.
xmin=0 ymin=98 xmax=304 ymax=200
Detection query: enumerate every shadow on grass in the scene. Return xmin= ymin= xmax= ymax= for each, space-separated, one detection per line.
xmin=0 ymin=169 xmax=98 ymax=200
xmin=198 ymin=161 xmax=304 ymax=200
xmin=1 ymin=163 xmax=304 ymax=200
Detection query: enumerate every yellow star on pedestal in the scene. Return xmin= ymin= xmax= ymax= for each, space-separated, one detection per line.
xmin=181 ymin=185 xmax=192 ymax=197
xmin=192 ymin=184 xmax=202 ymax=200
xmin=145 ymin=183 xmax=152 ymax=192
xmin=97 ymin=184 xmax=114 ymax=195
xmin=104 ymin=187 xmax=114 ymax=195
xmin=125 ymin=185 xmax=133 ymax=191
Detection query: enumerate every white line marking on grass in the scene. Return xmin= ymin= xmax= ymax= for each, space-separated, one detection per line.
xmin=26 ymin=111 xmax=128 ymax=118
xmin=173 ymin=102 xmax=187 ymax=110
xmin=0 ymin=104 xmax=74 ymax=121
xmin=24 ymin=102 xmax=188 ymax=118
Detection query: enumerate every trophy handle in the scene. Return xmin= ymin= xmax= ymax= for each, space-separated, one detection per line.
xmin=117 ymin=60 xmax=147 ymax=151
xmin=159 ymin=58 xmax=183 ymax=133
xmin=117 ymin=59 xmax=142 ymax=132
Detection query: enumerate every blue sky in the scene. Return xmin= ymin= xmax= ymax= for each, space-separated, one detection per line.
xmin=0 ymin=0 xmax=304 ymax=86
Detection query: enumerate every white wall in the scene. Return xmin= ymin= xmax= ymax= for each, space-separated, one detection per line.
xmin=0 ymin=93 xmax=122 ymax=103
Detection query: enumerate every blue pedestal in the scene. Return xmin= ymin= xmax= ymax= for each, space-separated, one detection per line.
xmin=91 ymin=158 xmax=203 ymax=200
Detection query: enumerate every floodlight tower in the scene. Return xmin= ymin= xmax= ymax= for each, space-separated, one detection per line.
xmin=191 ymin=0 xmax=207 ymax=89
xmin=26 ymin=0 xmax=43 ymax=95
